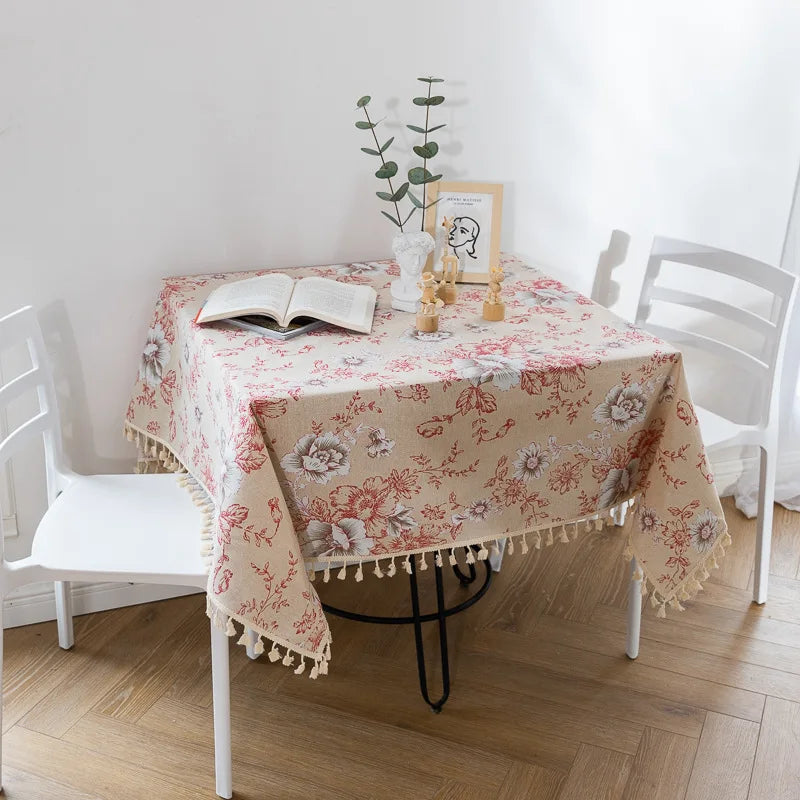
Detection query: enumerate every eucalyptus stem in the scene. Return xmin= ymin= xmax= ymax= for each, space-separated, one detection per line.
xmin=363 ymin=106 xmax=403 ymax=232
xmin=421 ymin=79 xmax=432 ymax=231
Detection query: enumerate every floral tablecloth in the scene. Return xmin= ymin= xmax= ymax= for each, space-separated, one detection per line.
xmin=125 ymin=254 xmax=729 ymax=677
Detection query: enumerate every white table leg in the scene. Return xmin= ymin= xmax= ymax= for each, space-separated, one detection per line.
xmin=626 ymin=556 xmax=642 ymax=659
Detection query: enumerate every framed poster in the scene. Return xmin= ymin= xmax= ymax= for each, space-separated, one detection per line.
xmin=423 ymin=181 xmax=503 ymax=283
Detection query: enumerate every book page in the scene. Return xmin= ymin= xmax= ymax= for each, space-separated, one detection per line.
xmin=287 ymin=277 xmax=376 ymax=333
xmin=196 ymin=274 xmax=295 ymax=325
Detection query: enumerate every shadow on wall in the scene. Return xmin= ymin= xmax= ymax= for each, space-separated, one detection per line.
xmin=38 ymin=301 xmax=131 ymax=475
xmin=591 ymin=229 xmax=630 ymax=309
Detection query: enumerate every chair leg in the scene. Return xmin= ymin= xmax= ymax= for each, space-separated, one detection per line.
xmin=488 ymin=538 xmax=506 ymax=573
xmin=626 ymin=557 xmax=642 ymax=659
xmin=210 ymin=620 xmax=232 ymax=799
xmin=245 ymin=627 xmax=259 ymax=660
xmin=753 ymin=444 xmax=776 ymax=605
xmin=54 ymin=581 xmax=74 ymax=650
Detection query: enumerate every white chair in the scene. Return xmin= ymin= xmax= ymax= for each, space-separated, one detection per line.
xmin=0 ymin=306 xmax=232 ymax=798
xmin=625 ymin=237 xmax=799 ymax=658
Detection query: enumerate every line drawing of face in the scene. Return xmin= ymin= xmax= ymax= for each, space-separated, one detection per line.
xmin=448 ymin=216 xmax=480 ymax=260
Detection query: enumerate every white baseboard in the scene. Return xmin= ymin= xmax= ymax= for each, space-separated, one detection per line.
xmin=711 ymin=450 xmax=800 ymax=497
xmin=3 ymin=581 xmax=202 ymax=630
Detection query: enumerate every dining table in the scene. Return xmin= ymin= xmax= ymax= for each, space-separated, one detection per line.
xmin=125 ymin=253 xmax=730 ymax=679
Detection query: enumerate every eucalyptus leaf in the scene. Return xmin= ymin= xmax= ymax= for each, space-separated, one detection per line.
xmin=425 ymin=173 xmax=443 ymax=184
xmin=408 ymin=191 xmax=423 ymax=208
xmin=376 ymin=191 xmax=393 ymax=201
xmin=402 ymin=207 xmax=418 ymax=226
xmin=408 ymin=166 xmax=433 ymax=185
xmin=427 ymin=123 xmax=447 ymax=133
xmin=406 ymin=124 xmax=427 ymax=134
xmin=356 ymin=95 xmax=371 ymax=107
xmin=413 ymin=97 xmax=429 ymax=106
xmin=375 ymin=161 xmax=398 ymax=179
xmin=413 ymin=142 xmax=439 ymax=159
xmin=381 ymin=210 xmax=402 ymax=228
xmin=417 ymin=77 xmax=444 ymax=83
xmin=361 ymin=147 xmax=380 ymax=156
xmin=380 ymin=136 xmax=394 ymax=153
xmin=391 ymin=182 xmax=409 ymax=202
xmin=355 ymin=121 xmax=375 ymax=130
xmin=428 ymin=95 xmax=445 ymax=106
xmin=425 ymin=197 xmax=442 ymax=209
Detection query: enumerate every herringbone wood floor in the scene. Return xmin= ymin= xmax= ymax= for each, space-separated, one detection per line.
xmin=3 ymin=496 xmax=800 ymax=799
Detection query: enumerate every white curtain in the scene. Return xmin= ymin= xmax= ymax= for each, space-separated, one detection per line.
xmin=735 ymin=160 xmax=800 ymax=516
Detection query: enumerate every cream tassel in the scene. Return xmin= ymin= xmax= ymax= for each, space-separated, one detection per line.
xmin=434 ymin=551 xmax=443 ymax=568
xmin=337 ymin=564 xmax=348 ymax=581
xmin=354 ymin=562 xmax=364 ymax=582
xmin=520 ymin=534 xmax=529 ymax=554
xmin=307 ymin=566 xmax=316 ymax=582
xmin=254 ymin=637 xmax=265 ymax=656
xmin=403 ymin=555 xmax=412 ymax=574
xmin=545 ymin=529 xmax=554 ymax=547
xmin=465 ymin=548 xmax=476 ymax=564
xmin=268 ymin=644 xmax=280 ymax=662
xmin=225 ymin=618 xmax=237 ymax=637
xmin=558 ymin=526 xmax=570 ymax=544
xmin=477 ymin=543 xmax=489 ymax=560
xmin=490 ymin=540 xmax=500 ymax=559
xmin=448 ymin=549 xmax=458 ymax=566
xmin=310 ymin=663 xmax=320 ymax=680
xmin=419 ymin=553 xmax=428 ymax=571
xmin=294 ymin=658 xmax=306 ymax=675
xmin=282 ymin=651 xmax=294 ymax=667
xmin=386 ymin=557 xmax=397 ymax=577
xmin=656 ymin=602 xmax=667 ymax=619
xmin=507 ymin=537 xmax=515 ymax=556
xmin=323 ymin=563 xmax=331 ymax=583
xmin=373 ymin=559 xmax=384 ymax=578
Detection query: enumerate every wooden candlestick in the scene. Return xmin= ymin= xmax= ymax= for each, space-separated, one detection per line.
xmin=416 ymin=271 xmax=444 ymax=332
xmin=482 ymin=263 xmax=506 ymax=321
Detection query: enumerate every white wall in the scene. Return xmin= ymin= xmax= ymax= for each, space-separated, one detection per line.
xmin=2 ymin=0 xmax=800 ymax=552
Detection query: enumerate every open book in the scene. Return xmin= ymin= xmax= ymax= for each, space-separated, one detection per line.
xmin=195 ymin=274 xmax=377 ymax=338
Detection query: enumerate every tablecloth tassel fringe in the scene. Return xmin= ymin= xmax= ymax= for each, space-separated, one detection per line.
xmin=373 ymin=559 xmax=384 ymax=578
xmin=669 ymin=597 xmax=685 ymax=612
xmin=490 ymin=540 xmax=501 ymax=559
xmin=507 ymin=537 xmax=515 ymax=556
xmin=225 ymin=618 xmax=237 ymax=637
xmin=282 ymin=651 xmax=294 ymax=668
xmin=307 ymin=566 xmax=316 ymax=582
xmin=387 ymin=557 xmax=397 ymax=577
xmin=337 ymin=564 xmax=348 ymax=581
xmin=545 ymin=529 xmax=554 ymax=547
xmin=571 ymin=522 xmax=579 ymax=540
xmin=403 ymin=555 xmax=413 ymax=574
xmin=465 ymin=549 xmax=476 ymax=565
xmin=323 ymin=563 xmax=331 ymax=583
xmin=448 ymin=549 xmax=459 ymax=566
xmin=254 ymin=637 xmax=265 ymax=656
xmin=477 ymin=543 xmax=489 ymax=560
xmin=354 ymin=562 xmax=364 ymax=582
xmin=594 ymin=517 xmax=604 ymax=531
xmin=236 ymin=632 xmax=249 ymax=647
xmin=419 ymin=552 xmax=428 ymax=571
xmin=656 ymin=602 xmax=667 ymax=619
xmin=310 ymin=663 xmax=320 ymax=680
xmin=268 ymin=643 xmax=280 ymax=662
xmin=558 ymin=525 xmax=570 ymax=544
xmin=435 ymin=551 xmax=443 ymax=568
xmin=294 ymin=658 xmax=306 ymax=676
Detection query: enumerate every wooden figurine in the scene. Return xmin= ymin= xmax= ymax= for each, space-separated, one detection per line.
xmin=416 ymin=271 xmax=444 ymax=332
xmin=437 ymin=216 xmax=459 ymax=305
xmin=482 ymin=263 xmax=506 ymax=321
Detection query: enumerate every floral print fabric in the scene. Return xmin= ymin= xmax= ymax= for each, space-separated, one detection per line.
xmin=126 ymin=254 xmax=729 ymax=670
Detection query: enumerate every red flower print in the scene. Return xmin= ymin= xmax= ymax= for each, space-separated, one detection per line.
xmin=219 ymin=503 xmax=249 ymax=536
xmin=387 ymin=468 xmax=421 ymax=500
xmin=547 ymin=461 xmax=582 ymax=494
xmin=330 ymin=477 xmax=395 ymax=530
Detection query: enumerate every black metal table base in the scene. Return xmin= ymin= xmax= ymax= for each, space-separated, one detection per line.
xmin=321 ymin=545 xmax=493 ymax=713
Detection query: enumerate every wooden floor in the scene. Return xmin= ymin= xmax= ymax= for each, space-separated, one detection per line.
xmin=3 ymin=496 xmax=800 ymax=799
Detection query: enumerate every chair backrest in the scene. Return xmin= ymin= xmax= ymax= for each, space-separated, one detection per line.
xmin=0 ymin=307 xmax=69 ymax=536
xmin=635 ymin=236 xmax=799 ymax=430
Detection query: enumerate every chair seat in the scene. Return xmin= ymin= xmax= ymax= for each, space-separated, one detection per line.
xmin=695 ymin=404 xmax=751 ymax=450
xmin=32 ymin=473 xmax=208 ymax=585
